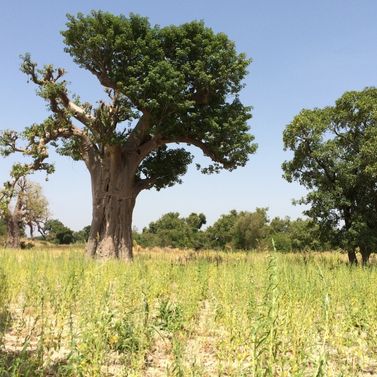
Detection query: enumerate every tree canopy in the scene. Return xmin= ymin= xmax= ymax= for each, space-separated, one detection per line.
xmin=283 ymin=87 xmax=377 ymax=264
xmin=0 ymin=11 xmax=256 ymax=260
xmin=0 ymin=176 xmax=49 ymax=247
xmin=44 ymin=219 xmax=75 ymax=245
xmin=136 ymin=212 xmax=207 ymax=249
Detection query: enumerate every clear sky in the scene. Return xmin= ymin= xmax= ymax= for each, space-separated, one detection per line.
xmin=1 ymin=0 xmax=377 ymax=231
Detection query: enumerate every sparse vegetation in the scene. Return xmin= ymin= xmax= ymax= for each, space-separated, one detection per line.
xmin=1 ymin=247 xmax=377 ymax=376
xmin=0 ymin=5 xmax=376 ymax=377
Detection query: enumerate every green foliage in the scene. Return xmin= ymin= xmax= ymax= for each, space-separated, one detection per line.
xmin=155 ymin=298 xmax=183 ymax=333
xmin=232 ymin=208 xmax=269 ymax=250
xmin=44 ymin=219 xmax=75 ymax=244
xmin=0 ymin=177 xmax=49 ymax=248
xmin=1 ymin=11 xmax=256 ymax=199
xmin=269 ymin=217 xmax=328 ymax=252
xmin=1 ymin=11 xmax=256 ymax=258
xmin=22 ymin=181 xmax=49 ymax=235
xmin=138 ymin=209 xmax=330 ymax=252
xmin=206 ymin=208 xmax=269 ymax=250
xmin=73 ymin=225 xmax=91 ymax=244
xmin=206 ymin=210 xmax=239 ymax=249
xmin=283 ymin=88 xmax=377 ymax=258
xmin=137 ymin=146 xmax=193 ymax=191
xmin=136 ymin=212 xmax=206 ymax=249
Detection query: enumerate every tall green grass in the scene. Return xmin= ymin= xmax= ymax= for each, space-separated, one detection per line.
xmin=0 ymin=248 xmax=376 ymax=376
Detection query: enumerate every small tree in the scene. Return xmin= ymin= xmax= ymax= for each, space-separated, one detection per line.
xmin=22 ymin=182 xmax=49 ymax=239
xmin=283 ymin=88 xmax=377 ymax=264
xmin=1 ymin=11 xmax=256 ymax=260
xmin=0 ymin=174 xmax=49 ymax=248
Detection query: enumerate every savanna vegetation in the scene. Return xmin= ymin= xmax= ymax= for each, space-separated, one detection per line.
xmin=134 ymin=209 xmax=326 ymax=252
xmin=1 ymin=8 xmax=377 ymax=377
xmin=1 ymin=248 xmax=377 ymax=376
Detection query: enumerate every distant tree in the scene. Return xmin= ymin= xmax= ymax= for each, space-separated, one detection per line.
xmin=206 ymin=210 xmax=239 ymax=249
xmin=269 ymin=216 xmax=290 ymax=234
xmin=269 ymin=217 xmax=328 ymax=252
xmin=44 ymin=219 xmax=75 ymax=245
xmin=283 ymin=88 xmax=377 ymax=264
xmin=186 ymin=213 xmax=207 ymax=231
xmin=0 ymin=175 xmax=49 ymax=248
xmin=268 ymin=216 xmax=293 ymax=251
xmin=138 ymin=212 xmax=206 ymax=249
xmin=289 ymin=219 xmax=328 ymax=251
xmin=232 ymin=208 xmax=269 ymax=250
xmin=73 ymin=225 xmax=91 ymax=243
xmin=0 ymin=11 xmax=256 ymax=260
xmin=22 ymin=182 xmax=49 ymax=239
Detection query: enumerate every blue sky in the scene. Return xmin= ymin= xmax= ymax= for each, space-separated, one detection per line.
xmin=1 ymin=0 xmax=377 ymax=231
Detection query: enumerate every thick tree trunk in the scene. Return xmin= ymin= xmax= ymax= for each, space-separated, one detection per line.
xmin=360 ymin=247 xmax=371 ymax=266
xmin=347 ymin=249 xmax=358 ymax=265
xmin=6 ymin=215 xmax=21 ymax=248
xmin=86 ymin=150 xmax=137 ymax=261
xmin=87 ymin=194 xmax=135 ymax=260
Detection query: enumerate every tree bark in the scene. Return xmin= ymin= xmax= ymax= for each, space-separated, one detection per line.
xmin=6 ymin=214 xmax=21 ymax=248
xmin=86 ymin=149 xmax=137 ymax=261
xmin=28 ymin=222 xmax=34 ymax=240
xmin=5 ymin=192 xmax=24 ymax=249
xmin=347 ymin=249 xmax=358 ymax=265
xmin=360 ymin=247 xmax=371 ymax=266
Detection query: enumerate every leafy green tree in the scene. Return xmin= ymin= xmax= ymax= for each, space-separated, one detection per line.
xmin=73 ymin=225 xmax=91 ymax=243
xmin=283 ymin=88 xmax=377 ymax=264
xmin=44 ymin=219 xmax=75 ymax=245
xmin=137 ymin=212 xmax=206 ymax=249
xmin=269 ymin=216 xmax=328 ymax=252
xmin=186 ymin=213 xmax=206 ymax=231
xmin=232 ymin=208 xmax=269 ymax=250
xmin=206 ymin=210 xmax=239 ymax=249
xmin=0 ymin=11 xmax=256 ymax=260
xmin=269 ymin=216 xmax=292 ymax=251
xmin=289 ymin=219 xmax=328 ymax=251
xmin=206 ymin=208 xmax=269 ymax=250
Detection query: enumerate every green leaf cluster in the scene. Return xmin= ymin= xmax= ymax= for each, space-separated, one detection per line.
xmin=283 ymin=88 xmax=377 ymax=255
xmin=135 ymin=212 xmax=207 ymax=249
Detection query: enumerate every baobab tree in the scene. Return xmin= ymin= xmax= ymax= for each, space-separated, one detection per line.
xmin=0 ymin=11 xmax=256 ymax=260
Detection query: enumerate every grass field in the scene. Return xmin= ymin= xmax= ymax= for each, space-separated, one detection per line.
xmin=0 ymin=247 xmax=377 ymax=376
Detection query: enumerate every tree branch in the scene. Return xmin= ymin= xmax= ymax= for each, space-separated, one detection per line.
xmin=137 ymin=135 xmax=232 ymax=169
xmin=22 ymin=55 xmax=96 ymax=129
xmin=124 ymin=111 xmax=152 ymax=151
xmin=134 ymin=177 xmax=158 ymax=195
